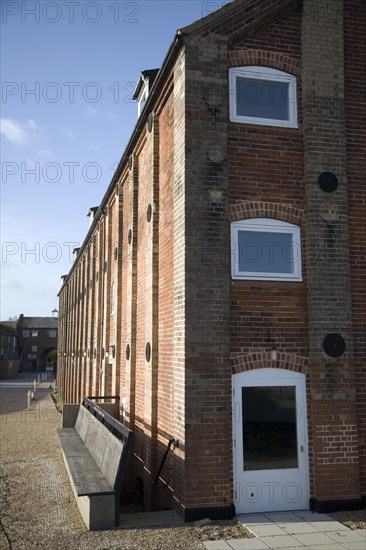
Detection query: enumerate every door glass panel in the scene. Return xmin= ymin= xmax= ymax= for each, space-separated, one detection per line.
xmin=242 ymin=386 xmax=298 ymax=471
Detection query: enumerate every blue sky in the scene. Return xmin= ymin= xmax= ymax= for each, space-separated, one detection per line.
xmin=1 ymin=0 xmax=227 ymax=320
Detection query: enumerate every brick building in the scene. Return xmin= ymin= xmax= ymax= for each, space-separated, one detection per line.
xmin=0 ymin=321 xmax=19 ymax=379
xmin=17 ymin=315 xmax=58 ymax=372
xmin=57 ymin=0 xmax=366 ymax=520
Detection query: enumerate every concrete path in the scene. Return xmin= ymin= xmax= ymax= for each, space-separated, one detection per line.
xmin=204 ymin=511 xmax=366 ymax=550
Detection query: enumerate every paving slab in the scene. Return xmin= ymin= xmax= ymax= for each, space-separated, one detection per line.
xmin=248 ymin=524 xmax=288 ymax=537
xmin=281 ymin=521 xmax=319 ymax=535
xmin=265 ymin=513 xmax=302 ymax=523
xmin=237 ymin=514 xmax=275 ymax=525
xmin=308 ymin=520 xmax=350 ymax=532
xmin=259 ymin=534 xmax=305 ymax=548
xmin=293 ymin=511 xmax=331 ymax=522
xmin=341 ymin=543 xmax=366 ymax=550
xmin=203 ymin=541 xmax=233 ymax=550
xmin=326 ymin=529 xmax=366 ymax=543
xmin=226 ymin=538 xmax=271 ymax=549
xmin=292 ymin=531 xmax=339 ymax=546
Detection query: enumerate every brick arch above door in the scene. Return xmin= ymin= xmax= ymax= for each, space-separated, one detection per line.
xmin=229 ymin=201 xmax=304 ymax=226
xmin=231 ymin=351 xmax=309 ymax=375
xmin=228 ymin=49 xmax=301 ymax=77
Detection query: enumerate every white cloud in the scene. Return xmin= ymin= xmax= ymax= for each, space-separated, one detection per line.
xmin=84 ymin=107 xmax=119 ymax=122
xmin=60 ymin=128 xmax=76 ymax=141
xmin=0 ymin=118 xmax=45 ymax=146
xmin=85 ymin=106 xmax=100 ymax=118
xmin=37 ymin=149 xmax=53 ymax=158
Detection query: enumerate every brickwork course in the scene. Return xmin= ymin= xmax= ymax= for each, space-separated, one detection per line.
xmin=57 ymin=0 xmax=366 ymax=521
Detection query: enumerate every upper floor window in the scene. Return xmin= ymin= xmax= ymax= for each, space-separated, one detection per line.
xmin=229 ymin=67 xmax=297 ymax=128
xmin=48 ymin=330 xmax=56 ymax=338
xmin=32 ymin=330 xmax=38 ymax=337
xmin=231 ymin=218 xmax=302 ymax=282
xmin=23 ymin=330 xmax=29 ymax=338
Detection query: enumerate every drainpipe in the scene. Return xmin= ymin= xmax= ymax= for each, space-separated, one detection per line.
xmin=99 ymin=208 xmax=107 ymax=395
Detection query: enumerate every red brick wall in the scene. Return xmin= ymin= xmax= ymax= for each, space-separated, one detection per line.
xmin=344 ymin=0 xmax=366 ymax=499
xmin=156 ymin=90 xmax=175 ymax=506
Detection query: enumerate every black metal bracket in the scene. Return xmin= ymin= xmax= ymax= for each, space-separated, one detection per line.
xmin=153 ymin=437 xmax=178 ymax=487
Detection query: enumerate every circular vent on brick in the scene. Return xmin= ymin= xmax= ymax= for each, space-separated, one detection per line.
xmin=145 ymin=342 xmax=151 ymax=362
xmin=126 ymin=344 xmax=130 ymax=360
xmin=147 ymin=204 xmax=152 ymax=222
xmin=318 ymin=172 xmax=338 ymax=193
xmin=323 ymin=333 xmax=346 ymax=357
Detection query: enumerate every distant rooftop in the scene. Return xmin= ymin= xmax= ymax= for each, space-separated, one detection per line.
xmin=17 ymin=316 xmax=58 ymax=329
xmin=0 ymin=321 xmax=17 ymax=333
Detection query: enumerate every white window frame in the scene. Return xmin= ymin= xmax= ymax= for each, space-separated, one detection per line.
xmin=32 ymin=330 xmax=38 ymax=337
xmin=229 ymin=66 xmax=298 ymax=128
xmin=138 ymin=87 xmax=148 ymax=117
xmin=231 ymin=218 xmax=302 ymax=282
xmin=23 ymin=330 xmax=30 ymax=338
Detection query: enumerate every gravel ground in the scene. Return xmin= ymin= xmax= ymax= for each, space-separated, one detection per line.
xmin=1 ymin=375 xmax=364 ymax=550
xmin=329 ymin=509 xmax=366 ymax=530
xmin=0 ymin=377 xmax=251 ymax=550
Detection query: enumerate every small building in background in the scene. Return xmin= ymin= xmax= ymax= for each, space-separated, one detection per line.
xmin=0 ymin=321 xmax=19 ymax=379
xmin=17 ymin=315 xmax=58 ymax=372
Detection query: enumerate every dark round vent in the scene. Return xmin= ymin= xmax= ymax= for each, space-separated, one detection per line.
xmin=147 ymin=204 xmax=152 ymax=222
xmin=126 ymin=344 xmax=130 ymax=361
xmin=147 ymin=113 xmax=153 ymax=133
xmin=323 ymin=333 xmax=346 ymax=357
xmin=128 ymin=229 xmax=132 ymax=244
xmin=128 ymin=155 xmax=133 ymax=169
xmin=318 ymin=172 xmax=338 ymax=193
xmin=145 ymin=342 xmax=151 ymax=362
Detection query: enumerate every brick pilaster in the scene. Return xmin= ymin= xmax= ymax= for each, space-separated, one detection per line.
xmin=302 ymin=0 xmax=361 ymax=505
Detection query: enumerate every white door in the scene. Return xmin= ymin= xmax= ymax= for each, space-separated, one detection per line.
xmin=233 ymin=368 xmax=309 ymax=514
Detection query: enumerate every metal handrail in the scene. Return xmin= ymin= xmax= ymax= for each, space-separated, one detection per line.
xmin=83 ymin=396 xmax=131 ymax=443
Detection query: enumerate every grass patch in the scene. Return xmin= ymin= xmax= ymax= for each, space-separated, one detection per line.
xmin=51 ymin=392 xmax=64 ymax=412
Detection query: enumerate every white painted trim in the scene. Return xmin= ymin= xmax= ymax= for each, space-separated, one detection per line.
xmin=232 ymin=368 xmax=309 ymax=514
xmin=231 ymin=218 xmax=302 ymax=282
xmin=229 ymin=66 xmax=298 ymax=128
